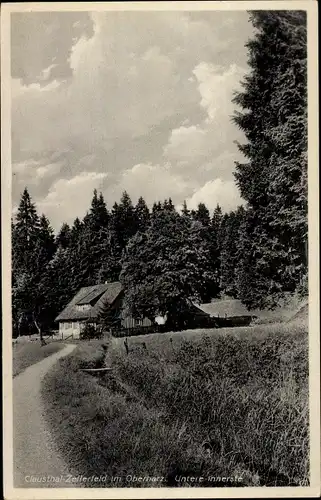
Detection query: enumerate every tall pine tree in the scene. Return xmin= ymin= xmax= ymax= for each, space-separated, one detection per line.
xmin=220 ymin=207 xmax=245 ymax=298
xmin=135 ymin=196 xmax=150 ymax=232
xmin=181 ymin=200 xmax=190 ymax=217
xmin=55 ymin=223 xmax=71 ymax=249
xmin=232 ymin=11 xmax=307 ymax=308
xmin=12 ymin=188 xmax=40 ymax=274
xmin=192 ymin=202 xmax=211 ymax=226
xmin=12 ymin=190 xmax=57 ymax=338
xmin=74 ymin=190 xmax=110 ymax=287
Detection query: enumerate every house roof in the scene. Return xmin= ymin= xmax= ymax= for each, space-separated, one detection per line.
xmin=77 ymin=286 xmax=107 ymax=305
xmin=197 ymin=299 xmax=250 ymax=317
xmin=55 ymin=282 xmax=123 ymax=322
xmin=189 ymin=303 xmax=211 ymax=317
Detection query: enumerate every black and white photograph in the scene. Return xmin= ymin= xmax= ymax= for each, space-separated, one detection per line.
xmin=1 ymin=1 xmax=319 ymax=498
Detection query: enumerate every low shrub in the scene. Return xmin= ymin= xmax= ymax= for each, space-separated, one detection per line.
xmin=80 ymin=322 xmax=103 ymax=340
xmin=70 ymin=341 xmax=108 ymax=370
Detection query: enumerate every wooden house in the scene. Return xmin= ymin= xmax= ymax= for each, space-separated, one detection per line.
xmin=55 ymin=281 xmax=153 ymax=339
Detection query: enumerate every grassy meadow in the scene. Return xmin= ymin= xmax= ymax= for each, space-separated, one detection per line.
xmin=12 ymin=340 xmax=65 ymax=377
xmin=41 ymin=316 xmax=309 ymax=488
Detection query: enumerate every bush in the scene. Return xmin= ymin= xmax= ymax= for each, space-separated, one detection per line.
xmin=80 ymin=322 xmax=103 ymax=340
xmin=296 ymin=273 xmax=308 ymax=298
xmin=70 ymin=341 xmax=108 ymax=370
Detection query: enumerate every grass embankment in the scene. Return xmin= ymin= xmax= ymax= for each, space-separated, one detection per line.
xmin=13 ymin=340 xmax=65 ymax=377
xmin=42 ymin=324 xmax=309 ymax=488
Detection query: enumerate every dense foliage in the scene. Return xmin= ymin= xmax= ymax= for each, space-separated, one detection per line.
xmin=120 ymin=209 xmax=216 ymax=329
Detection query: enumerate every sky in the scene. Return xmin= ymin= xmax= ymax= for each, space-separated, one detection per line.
xmin=11 ymin=10 xmax=253 ymax=231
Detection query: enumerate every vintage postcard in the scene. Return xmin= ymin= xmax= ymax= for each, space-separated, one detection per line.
xmin=1 ymin=1 xmax=320 ymax=499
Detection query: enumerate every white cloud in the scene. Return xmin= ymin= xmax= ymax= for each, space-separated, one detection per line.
xmin=13 ymin=160 xmax=63 ymax=186
xmin=192 ymin=62 xmax=246 ymax=123
xmin=68 ymin=27 xmax=184 ymax=139
xmin=11 ymin=11 xmax=252 ymax=226
xmin=107 ymin=163 xmax=194 ymax=206
xmin=162 ymin=62 xmax=247 ymax=203
xmin=164 ymin=62 xmax=246 ymax=162
xmin=186 ymin=178 xmax=243 ymax=213
xmin=38 ymin=171 xmax=108 ymax=229
xmin=163 ymin=125 xmax=207 ymax=166
xmin=36 ymin=163 xmax=62 ymax=179
xmin=11 ymin=78 xmax=62 ymax=99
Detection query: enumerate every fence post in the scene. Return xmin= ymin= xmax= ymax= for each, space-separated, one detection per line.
xmin=124 ymin=337 xmax=129 ymax=355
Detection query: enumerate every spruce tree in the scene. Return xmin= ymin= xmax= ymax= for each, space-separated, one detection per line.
xmin=98 ymin=298 xmax=121 ymax=333
xmin=212 ymin=204 xmax=223 ymax=232
xmin=12 ymin=187 xmax=40 ymax=273
xmin=193 ymin=202 xmax=211 ymax=226
xmin=96 ymin=230 xmax=123 ymax=283
xmin=12 ymin=190 xmax=57 ymax=339
xmin=232 ymin=11 xmax=307 ymax=308
xmin=39 ymin=246 xmax=75 ymax=327
xmin=220 ymin=207 xmax=245 ymax=297
xmin=208 ymin=204 xmax=223 ymax=297
xmin=36 ymin=214 xmax=56 ymax=266
xmin=73 ymin=191 xmax=111 ymax=287
xmin=135 ymin=196 xmax=150 ymax=232
xmin=163 ymin=198 xmax=176 ymax=212
xmin=110 ymin=192 xmax=138 ymax=248
xmin=55 ymin=223 xmax=71 ymax=249
xmin=119 ymin=191 xmax=138 ymax=244
xmin=70 ymin=217 xmax=83 ymax=246
xmin=152 ymin=201 xmax=162 ymax=215
xmin=181 ymin=200 xmax=190 ymax=217
xmin=87 ymin=189 xmax=109 ymax=230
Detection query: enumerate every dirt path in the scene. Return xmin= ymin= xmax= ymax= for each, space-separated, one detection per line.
xmin=13 ymin=344 xmax=77 ymax=488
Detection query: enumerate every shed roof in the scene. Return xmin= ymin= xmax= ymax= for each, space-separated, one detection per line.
xmin=189 ymin=303 xmax=211 ymax=317
xmin=55 ymin=282 xmax=123 ymax=322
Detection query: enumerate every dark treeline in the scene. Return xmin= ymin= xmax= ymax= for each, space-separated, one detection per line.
xmin=12 ymin=189 xmax=227 ymax=334
xmin=12 ymin=10 xmax=307 ymax=335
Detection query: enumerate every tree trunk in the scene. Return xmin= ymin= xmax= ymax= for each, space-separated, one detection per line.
xmin=33 ymin=316 xmax=46 ymax=346
xmin=17 ymin=313 xmax=23 ymax=338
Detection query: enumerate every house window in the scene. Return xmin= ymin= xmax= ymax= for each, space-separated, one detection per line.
xmin=76 ymin=304 xmax=91 ymax=312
